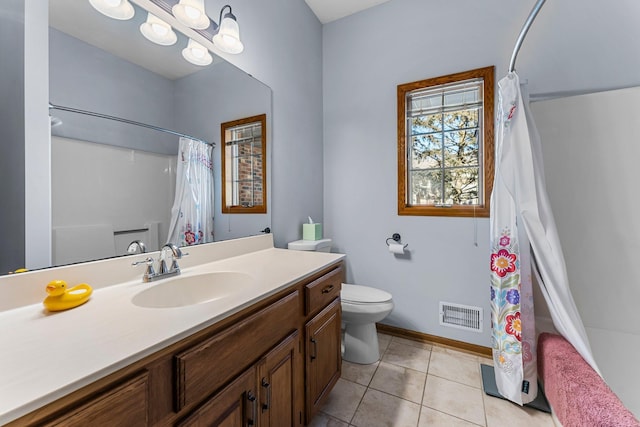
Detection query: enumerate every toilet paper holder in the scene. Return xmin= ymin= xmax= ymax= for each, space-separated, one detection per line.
xmin=386 ymin=233 xmax=408 ymax=249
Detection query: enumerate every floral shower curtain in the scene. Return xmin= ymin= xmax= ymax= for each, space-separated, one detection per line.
xmin=167 ymin=137 xmax=214 ymax=246
xmin=490 ymin=72 xmax=599 ymax=405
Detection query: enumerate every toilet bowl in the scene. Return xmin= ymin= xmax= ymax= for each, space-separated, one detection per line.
xmin=341 ymin=284 xmax=394 ymax=364
xmin=286 ymin=238 xmax=394 ymax=364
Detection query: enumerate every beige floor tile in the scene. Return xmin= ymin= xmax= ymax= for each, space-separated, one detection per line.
xmin=422 ymin=375 xmax=486 ymax=426
xmin=483 ymin=393 xmax=555 ymax=427
xmin=319 ymin=378 xmax=366 ymax=423
xmin=418 ymin=406 xmax=483 ymax=427
xmin=351 ymin=389 xmax=421 ymax=427
xmin=378 ymin=333 xmax=392 ymax=354
xmin=428 ymin=348 xmax=481 ymax=387
xmin=391 ymin=336 xmax=433 ymax=350
xmin=308 ymin=412 xmax=351 ymax=427
xmin=381 ymin=341 xmax=431 ymax=373
xmin=369 ymin=361 xmax=426 ymax=403
xmin=341 ymin=360 xmax=379 ymax=386
xmin=431 ymin=345 xmax=480 ymax=362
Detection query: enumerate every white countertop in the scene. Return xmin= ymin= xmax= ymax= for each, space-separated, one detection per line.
xmin=0 ymin=236 xmax=344 ymax=425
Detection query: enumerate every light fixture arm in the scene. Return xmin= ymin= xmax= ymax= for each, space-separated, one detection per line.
xmin=212 ymin=4 xmax=234 ymax=34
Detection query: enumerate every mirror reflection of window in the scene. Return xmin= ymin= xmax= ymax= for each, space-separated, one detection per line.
xmin=221 ymin=114 xmax=267 ymax=213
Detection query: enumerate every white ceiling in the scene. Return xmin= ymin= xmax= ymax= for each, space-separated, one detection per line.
xmin=304 ymin=0 xmax=392 ymax=24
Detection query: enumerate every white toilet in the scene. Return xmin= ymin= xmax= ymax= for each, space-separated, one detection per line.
xmin=340 ymin=284 xmax=393 ymax=364
xmin=287 ymin=238 xmax=394 ymax=364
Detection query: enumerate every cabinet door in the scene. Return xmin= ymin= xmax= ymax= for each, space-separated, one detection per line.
xmin=177 ymin=367 xmax=258 ymax=427
xmin=43 ymin=371 xmax=148 ymax=427
xmin=305 ymin=298 xmax=341 ymax=421
xmin=258 ymin=331 xmax=303 ymax=427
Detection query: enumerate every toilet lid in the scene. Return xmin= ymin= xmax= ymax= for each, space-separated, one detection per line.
xmin=341 ymin=284 xmax=392 ymax=304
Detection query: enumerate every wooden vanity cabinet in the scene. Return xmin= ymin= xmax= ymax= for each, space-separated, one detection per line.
xmin=9 ymin=262 xmax=344 ymax=427
xmin=41 ymin=371 xmax=149 ymax=426
xmin=302 ymin=264 xmax=343 ymax=422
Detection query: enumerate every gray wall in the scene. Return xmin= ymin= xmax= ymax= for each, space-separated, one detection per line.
xmin=0 ymin=0 xmax=26 ymax=273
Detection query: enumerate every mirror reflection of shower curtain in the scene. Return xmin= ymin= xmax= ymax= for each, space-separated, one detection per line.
xmin=490 ymin=72 xmax=599 ymax=405
xmin=167 ymin=137 xmax=214 ymax=246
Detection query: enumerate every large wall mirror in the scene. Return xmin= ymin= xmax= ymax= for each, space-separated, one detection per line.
xmin=0 ymin=0 xmax=271 ymax=274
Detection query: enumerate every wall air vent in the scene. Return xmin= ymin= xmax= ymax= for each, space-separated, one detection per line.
xmin=439 ymin=302 xmax=483 ymax=333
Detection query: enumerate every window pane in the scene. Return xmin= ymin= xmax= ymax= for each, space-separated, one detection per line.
xmin=444 ymin=88 xmax=479 ymax=108
xmin=409 ymin=170 xmax=442 ymax=205
xmin=410 ymin=94 xmax=442 ymax=114
xmin=253 ymin=179 xmax=263 ymax=205
xmin=443 ymin=108 xmax=479 ymax=131
xmin=443 ymin=168 xmax=479 ymax=204
xmin=443 ymin=130 xmax=479 ymax=166
xmin=411 ymin=114 xmax=442 ymax=133
xmin=411 ymin=133 xmax=442 ymax=168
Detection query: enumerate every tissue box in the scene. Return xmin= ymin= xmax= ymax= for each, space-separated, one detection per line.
xmin=303 ymin=223 xmax=323 ymax=240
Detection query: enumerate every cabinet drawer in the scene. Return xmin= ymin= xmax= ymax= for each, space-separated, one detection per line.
xmin=175 ymin=291 xmax=300 ymax=411
xmin=44 ymin=371 xmax=148 ymax=426
xmin=305 ymin=266 xmax=343 ymax=316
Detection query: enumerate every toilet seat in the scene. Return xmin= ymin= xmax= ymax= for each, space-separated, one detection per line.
xmin=341 ymin=284 xmax=392 ymax=304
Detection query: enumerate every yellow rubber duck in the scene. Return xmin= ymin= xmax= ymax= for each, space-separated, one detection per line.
xmin=43 ymin=280 xmax=93 ymax=312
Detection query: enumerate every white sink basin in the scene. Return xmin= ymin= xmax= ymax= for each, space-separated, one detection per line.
xmin=131 ymin=272 xmax=255 ymax=308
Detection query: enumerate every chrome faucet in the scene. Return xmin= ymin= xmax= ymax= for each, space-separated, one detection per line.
xmin=159 ymin=243 xmax=183 ymax=275
xmin=132 ymin=243 xmax=185 ymax=282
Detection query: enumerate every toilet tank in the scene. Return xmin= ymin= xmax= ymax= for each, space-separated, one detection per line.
xmin=287 ymin=238 xmax=332 ymax=252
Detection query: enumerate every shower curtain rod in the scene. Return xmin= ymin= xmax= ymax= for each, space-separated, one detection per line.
xmin=48 ymin=103 xmax=215 ymax=147
xmin=509 ymin=0 xmax=547 ymax=73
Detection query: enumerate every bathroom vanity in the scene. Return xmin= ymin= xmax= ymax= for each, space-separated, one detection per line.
xmin=0 ymin=235 xmax=343 ymax=426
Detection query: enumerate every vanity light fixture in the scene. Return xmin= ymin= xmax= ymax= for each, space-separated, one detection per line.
xmin=172 ymin=0 xmax=210 ymax=30
xmin=140 ymin=12 xmax=177 ymax=45
xmin=211 ymin=5 xmax=244 ymax=54
xmin=182 ymin=38 xmax=213 ymax=66
xmin=88 ymin=0 xmax=135 ymax=20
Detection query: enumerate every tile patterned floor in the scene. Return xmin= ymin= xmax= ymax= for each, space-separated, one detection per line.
xmin=309 ymin=333 xmax=555 ymax=427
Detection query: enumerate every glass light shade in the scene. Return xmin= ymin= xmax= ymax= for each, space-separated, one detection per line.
xmin=140 ymin=13 xmax=177 ymax=46
xmin=172 ymin=0 xmax=209 ymax=30
xmin=212 ymin=16 xmax=244 ymax=54
xmin=88 ymin=0 xmax=134 ymax=20
xmin=182 ymin=39 xmax=213 ymax=66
